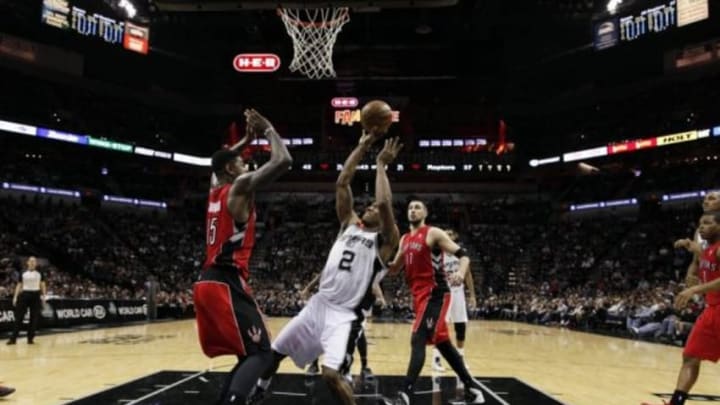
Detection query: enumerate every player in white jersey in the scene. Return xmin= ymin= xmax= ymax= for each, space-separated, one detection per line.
xmin=249 ymin=134 xmax=402 ymax=405
xmin=431 ymin=229 xmax=477 ymax=373
xmin=675 ymin=192 xmax=720 ymax=286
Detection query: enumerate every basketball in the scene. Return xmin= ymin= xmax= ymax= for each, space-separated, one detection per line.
xmin=360 ymin=100 xmax=393 ymax=134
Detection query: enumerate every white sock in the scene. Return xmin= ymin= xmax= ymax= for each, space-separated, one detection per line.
xmin=257 ymin=378 xmax=271 ymax=390
xmin=458 ymin=347 xmax=465 ymax=357
xmin=433 ymin=347 xmax=442 ymax=363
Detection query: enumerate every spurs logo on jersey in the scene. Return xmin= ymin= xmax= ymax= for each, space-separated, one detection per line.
xmin=443 ymin=251 xmax=463 ymax=292
xmin=318 ymin=224 xmax=387 ymax=310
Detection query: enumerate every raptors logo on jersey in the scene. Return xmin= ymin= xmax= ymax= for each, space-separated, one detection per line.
xmin=203 ymin=184 xmax=256 ymax=281
xmin=318 ymin=223 xmax=386 ymax=310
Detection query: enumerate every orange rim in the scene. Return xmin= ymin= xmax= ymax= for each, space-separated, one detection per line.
xmin=276 ymin=7 xmax=349 ymax=29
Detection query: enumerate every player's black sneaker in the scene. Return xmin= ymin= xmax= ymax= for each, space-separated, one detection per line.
xmin=246 ymin=386 xmax=267 ymax=405
xmin=361 ymin=367 xmax=375 ymax=382
xmin=306 ymin=361 xmax=320 ymax=375
xmin=0 ymin=386 xmax=15 ymax=397
xmin=463 ymin=379 xmax=486 ymax=404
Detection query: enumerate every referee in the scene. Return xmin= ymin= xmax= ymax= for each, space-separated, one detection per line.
xmin=7 ymin=257 xmax=46 ymax=345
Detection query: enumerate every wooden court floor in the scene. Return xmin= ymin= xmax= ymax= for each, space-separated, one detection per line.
xmin=2 ymin=319 xmax=719 ymax=405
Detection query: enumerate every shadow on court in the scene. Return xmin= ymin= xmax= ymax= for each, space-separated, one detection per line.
xmin=66 ymin=371 xmax=563 ymax=404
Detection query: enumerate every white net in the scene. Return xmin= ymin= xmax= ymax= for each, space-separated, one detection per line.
xmin=277 ymin=7 xmax=350 ymax=79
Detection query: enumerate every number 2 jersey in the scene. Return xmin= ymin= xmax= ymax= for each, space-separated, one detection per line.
xmin=203 ymin=184 xmax=256 ymax=281
xmin=318 ymin=223 xmax=387 ymax=311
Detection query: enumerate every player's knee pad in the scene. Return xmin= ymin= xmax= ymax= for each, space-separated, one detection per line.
xmin=454 ymin=322 xmax=466 ymax=342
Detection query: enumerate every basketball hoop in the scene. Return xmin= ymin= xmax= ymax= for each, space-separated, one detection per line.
xmin=277 ymin=7 xmax=350 ymax=79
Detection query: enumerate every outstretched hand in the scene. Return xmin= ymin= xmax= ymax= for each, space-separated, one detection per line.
xmin=359 ymin=130 xmax=382 ymax=148
xmin=377 ymin=137 xmax=403 ymax=165
xmin=675 ymin=287 xmax=698 ymax=310
xmin=244 ymin=108 xmax=274 ymax=137
xmin=448 ymin=271 xmax=464 ymax=287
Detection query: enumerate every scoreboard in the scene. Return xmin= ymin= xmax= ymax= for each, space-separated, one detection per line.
xmin=41 ymin=0 xmax=150 ymax=55
xmin=593 ymin=0 xmax=709 ymax=50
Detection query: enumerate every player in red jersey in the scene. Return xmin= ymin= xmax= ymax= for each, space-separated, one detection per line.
xmin=384 ymin=199 xmax=486 ymax=405
xmin=643 ymin=211 xmax=720 ymax=405
xmin=193 ymin=108 xmax=292 ymax=405
xmin=673 ymin=192 xmax=720 ymax=286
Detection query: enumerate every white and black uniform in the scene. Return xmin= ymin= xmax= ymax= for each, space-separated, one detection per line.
xmin=10 ymin=270 xmax=43 ymax=343
xmin=272 ymin=223 xmax=387 ymax=371
xmin=444 ymin=251 xmax=469 ymax=323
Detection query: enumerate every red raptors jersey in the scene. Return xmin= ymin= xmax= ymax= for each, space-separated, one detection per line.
xmin=203 ymin=184 xmax=256 ymax=281
xmin=401 ymin=225 xmax=449 ymax=297
xmin=699 ymin=241 xmax=720 ymax=306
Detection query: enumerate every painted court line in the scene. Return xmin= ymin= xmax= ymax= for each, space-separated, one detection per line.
xmin=271 ymin=391 xmax=307 ymax=397
xmin=474 ymin=380 xmax=510 ymax=405
xmin=60 ymin=371 xmax=166 ymax=405
xmin=514 ymin=377 xmax=568 ymax=405
xmin=125 ymin=370 xmax=207 ymax=405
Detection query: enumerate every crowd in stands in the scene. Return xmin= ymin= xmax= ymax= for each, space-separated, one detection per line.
xmin=0 ymin=195 xmax=194 ymax=310
xmin=472 ymin=205 xmax=703 ymax=345
xmin=0 ymin=187 xmax=709 ymax=346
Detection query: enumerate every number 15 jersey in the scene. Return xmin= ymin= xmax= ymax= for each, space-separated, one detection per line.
xmin=319 ymin=223 xmax=387 ymax=311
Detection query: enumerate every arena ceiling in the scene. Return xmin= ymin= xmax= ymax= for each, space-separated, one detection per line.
xmin=0 ymin=1 xmax=719 ymax=116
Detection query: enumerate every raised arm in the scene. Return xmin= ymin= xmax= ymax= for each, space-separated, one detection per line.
xmin=227 ymin=125 xmax=254 ymax=153
xmin=336 ymin=131 xmax=377 ymax=226
xmin=388 ymin=235 xmax=406 ymax=275
xmin=428 ymin=227 xmax=470 ymax=286
xmin=229 ymin=109 xmax=293 ymax=196
xmin=375 ymin=137 xmax=403 ymax=262
xmin=211 ymin=126 xmax=254 ymax=187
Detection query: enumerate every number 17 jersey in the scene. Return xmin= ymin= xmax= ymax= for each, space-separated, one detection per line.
xmin=319 ymin=223 xmax=387 ymax=311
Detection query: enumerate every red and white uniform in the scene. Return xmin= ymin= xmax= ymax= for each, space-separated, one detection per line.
xmin=203 ymin=184 xmax=256 ymax=281
xmin=401 ymin=225 xmax=451 ymax=344
xmin=684 ymin=240 xmax=720 ymax=361
xmin=194 ymin=184 xmax=268 ymax=359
